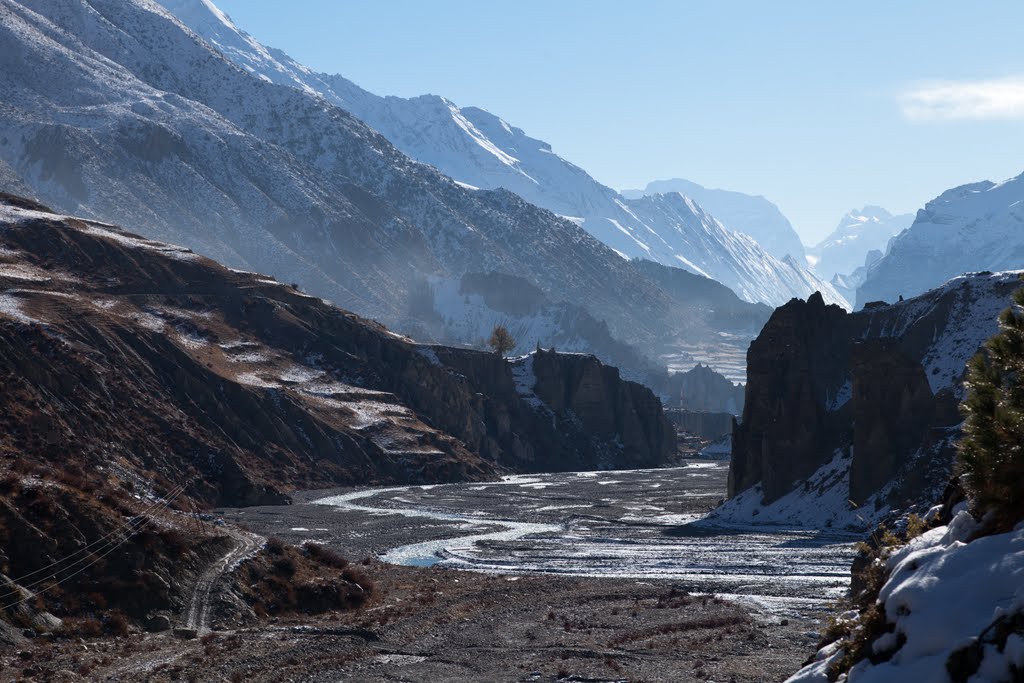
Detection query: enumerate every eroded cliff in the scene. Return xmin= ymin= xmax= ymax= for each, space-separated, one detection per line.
xmin=730 ymin=274 xmax=1021 ymax=514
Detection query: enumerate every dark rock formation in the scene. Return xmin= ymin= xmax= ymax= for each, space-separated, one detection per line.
xmin=664 ymin=410 xmax=735 ymax=440
xmin=530 ymin=350 xmax=675 ymax=470
xmin=429 ymin=347 xmax=674 ymax=473
xmin=662 ymin=363 xmax=746 ymax=414
xmin=849 ymin=339 xmax=936 ymax=503
xmin=730 ymin=275 xmax=1022 ymax=508
xmin=729 ymin=292 xmax=853 ymax=501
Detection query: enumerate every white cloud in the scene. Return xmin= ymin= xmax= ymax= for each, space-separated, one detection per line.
xmin=901 ymin=77 xmax=1024 ymax=121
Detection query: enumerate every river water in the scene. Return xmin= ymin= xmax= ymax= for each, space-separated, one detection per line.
xmin=306 ymin=462 xmax=859 ymax=616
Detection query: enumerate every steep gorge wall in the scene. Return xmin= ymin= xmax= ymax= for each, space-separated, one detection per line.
xmin=730 ymin=275 xmax=1021 ymax=509
xmin=729 ymin=293 xmax=855 ymax=502
xmin=432 ymin=347 xmax=675 ymax=473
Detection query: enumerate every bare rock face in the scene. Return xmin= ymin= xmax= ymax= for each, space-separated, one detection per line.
xmin=730 ymin=274 xmax=1022 ymax=509
xmin=663 ymin=363 xmax=746 ymax=414
xmin=729 ymin=292 xmax=853 ymax=502
xmin=430 ymin=347 xmax=675 ymax=473
xmin=530 ymin=350 xmax=675 ymax=470
xmin=849 ymin=339 xmax=935 ymax=504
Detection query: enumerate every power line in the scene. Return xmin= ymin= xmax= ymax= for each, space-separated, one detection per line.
xmin=0 ymin=481 xmax=192 ymax=611
xmin=0 ymin=480 xmax=188 ymax=593
xmin=0 ymin=480 xmax=190 ymax=601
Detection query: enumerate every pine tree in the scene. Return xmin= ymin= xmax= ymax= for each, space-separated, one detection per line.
xmin=487 ymin=324 xmax=515 ymax=357
xmin=958 ymin=283 xmax=1024 ymax=529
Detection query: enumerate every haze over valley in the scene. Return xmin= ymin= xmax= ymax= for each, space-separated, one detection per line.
xmin=1 ymin=1 xmax=1024 ymax=681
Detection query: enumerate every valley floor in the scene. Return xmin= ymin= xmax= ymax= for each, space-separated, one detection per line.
xmin=4 ymin=564 xmax=821 ymax=683
xmin=2 ymin=464 xmax=857 ymax=682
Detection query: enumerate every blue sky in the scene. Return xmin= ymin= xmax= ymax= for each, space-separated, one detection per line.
xmin=215 ymin=0 xmax=1024 ymax=244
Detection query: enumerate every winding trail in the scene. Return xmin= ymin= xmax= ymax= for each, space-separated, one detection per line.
xmin=182 ymin=527 xmax=262 ymax=633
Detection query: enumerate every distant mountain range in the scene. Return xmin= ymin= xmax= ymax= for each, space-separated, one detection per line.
xmin=623 ymin=178 xmax=806 ymax=263
xmin=160 ymin=0 xmax=846 ymax=310
xmin=856 ymin=172 xmax=1024 ymax=308
xmin=807 ymin=205 xmax=913 ymax=282
xmin=0 ymin=0 xmax=774 ymax=389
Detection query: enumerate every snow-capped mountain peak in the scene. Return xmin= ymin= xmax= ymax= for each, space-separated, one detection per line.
xmin=856 ymin=171 xmax=1024 ymax=308
xmin=807 ymin=205 xmax=914 ymax=283
xmin=158 ymin=0 xmax=848 ymax=310
xmin=624 ymin=178 xmax=807 ymax=263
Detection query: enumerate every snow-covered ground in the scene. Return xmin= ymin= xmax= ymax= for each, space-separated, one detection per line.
xmin=313 ymin=464 xmax=860 ymax=616
xmin=789 ymin=509 xmax=1024 ymax=683
xmin=711 ymin=451 xmax=890 ymax=531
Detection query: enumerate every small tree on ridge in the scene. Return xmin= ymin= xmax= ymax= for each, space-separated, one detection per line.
xmin=488 ymin=324 xmax=515 ymax=357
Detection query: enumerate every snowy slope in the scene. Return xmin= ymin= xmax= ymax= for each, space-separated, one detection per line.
xmin=710 ymin=451 xmax=891 ymax=531
xmin=0 ymin=0 xmax=724 ymax=380
xmin=789 ymin=510 xmax=1024 ymax=683
xmin=856 ymin=172 xmax=1024 ymax=309
xmin=159 ymin=0 xmax=846 ymax=309
xmin=625 ymin=177 xmax=806 ymax=262
xmin=807 ymin=206 xmax=913 ymax=281
xmin=624 ymin=193 xmax=848 ymax=308
xmin=858 ymin=270 xmax=1024 ymax=396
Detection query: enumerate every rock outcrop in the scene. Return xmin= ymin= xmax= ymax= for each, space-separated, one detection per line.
xmin=428 ymin=347 xmax=674 ymax=473
xmin=730 ymin=274 xmax=1022 ymax=510
xmin=729 ymin=292 xmax=853 ymax=501
xmin=661 ymin=363 xmax=746 ymax=415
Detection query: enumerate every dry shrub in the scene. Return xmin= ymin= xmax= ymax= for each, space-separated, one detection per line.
xmin=303 ymin=543 xmax=348 ymax=568
xmin=66 ymin=616 xmax=104 ymax=638
xmin=106 ymin=610 xmax=130 ymax=637
xmin=272 ymin=555 xmax=297 ymax=577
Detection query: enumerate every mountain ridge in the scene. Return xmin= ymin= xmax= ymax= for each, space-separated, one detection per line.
xmin=808 ymin=205 xmax=913 ymax=282
xmin=856 ymin=171 xmax=1024 ymax=308
xmin=157 ymin=0 xmax=847 ymax=310
xmin=624 ymin=177 xmax=806 ymax=263
xmin=0 ymin=0 xmax=764 ymax=387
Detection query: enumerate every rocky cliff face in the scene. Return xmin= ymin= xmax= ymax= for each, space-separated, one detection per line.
xmin=660 ymin=363 xmax=746 ymax=415
xmin=730 ymin=273 xmax=1022 ymax=514
xmin=0 ymin=195 xmax=675 ymax=509
xmin=428 ymin=347 xmax=674 ymax=473
xmin=729 ymin=293 xmax=853 ymax=502
xmin=531 ymin=350 xmax=675 ymax=470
